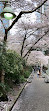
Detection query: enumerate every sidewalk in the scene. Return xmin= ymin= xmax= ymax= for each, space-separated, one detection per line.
xmin=11 ymin=73 xmax=49 ymax=111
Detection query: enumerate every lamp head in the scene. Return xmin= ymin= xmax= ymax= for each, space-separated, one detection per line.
xmin=1 ymin=3 xmax=16 ymax=19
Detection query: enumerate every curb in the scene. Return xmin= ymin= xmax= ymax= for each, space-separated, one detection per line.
xmin=9 ymin=82 xmax=27 ymax=111
xmin=9 ymin=73 xmax=33 ymax=111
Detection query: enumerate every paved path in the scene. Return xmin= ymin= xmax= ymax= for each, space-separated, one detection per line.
xmin=12 ymin=74 xmax=49 ymax=111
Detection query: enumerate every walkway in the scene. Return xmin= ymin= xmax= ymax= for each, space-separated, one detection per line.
xmin=12 ymin=74 xmax=49 ymax=111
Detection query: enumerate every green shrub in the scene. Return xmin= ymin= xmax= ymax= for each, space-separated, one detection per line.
xmin=24 ymin=71 xmax=30 ymax=78
xmin=20 ymin=75 xmax=25 ymax=83
xmin=4 ymin=50 xmax=27 ymax=83
xmin=0 ymin=42 xmax=33 ymax=85
xmin=27 ymin=66 xmax=33 ymax=72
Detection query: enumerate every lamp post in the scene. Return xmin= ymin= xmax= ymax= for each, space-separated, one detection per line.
xmin=0 ymin=0 xmax=16 ymax=83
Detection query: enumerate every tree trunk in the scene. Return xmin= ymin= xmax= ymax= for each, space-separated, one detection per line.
xmin=0 ymin=70 xmax=5 ymax=84
xmin=0 ymin=70 xmax=2 ymax=82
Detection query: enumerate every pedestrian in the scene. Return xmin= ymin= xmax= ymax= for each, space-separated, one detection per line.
xmin=38 ymin=67 xmax=41 ymax=76
xmin=37 ymin=66 xmax=41 ymax=77
xmin=37 ymin=70 xmax=39 ymax=76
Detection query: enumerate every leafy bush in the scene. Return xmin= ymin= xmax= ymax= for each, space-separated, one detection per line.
xmin=24 ymin=71 xmax=30 ymax=78
xmin=20 ymin=75 xmax=25 ymax=83
xmin=24 ymin=65 xmax=33 ymax=78
xmin=0 ymin=42 xmax=33 ymax=85
xmin=5 ymin=51 xmax=24 ymax=83
xmin=4 ymin=50 xmax=27 ymax=83
xmin=28 ymin=66 xmax=33 ymax=72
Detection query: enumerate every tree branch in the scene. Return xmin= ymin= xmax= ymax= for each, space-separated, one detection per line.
xmin=0 ymin=19 xmax=5 ymax=30
xmin=22 ymin=0 xmax=48 ymax=14
xmin=21 ymin=32 xmax=27 ymax=56
xmin=23 ymin=28 xmax=49 ymax=58
xmin=6 ymin=0 xmax=48 ymax=34
xmin=36 ymin=11 xmax=48 ymax=20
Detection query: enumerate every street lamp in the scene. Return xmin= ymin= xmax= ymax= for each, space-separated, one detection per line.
xmin=0 ymin=0 xmax=16 ymax=20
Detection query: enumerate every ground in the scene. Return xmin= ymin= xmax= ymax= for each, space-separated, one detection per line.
xmin=0 ymin=73 xmax=49 ymax=111
xmin=12 ymin=74 xmax=49 ymax=111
